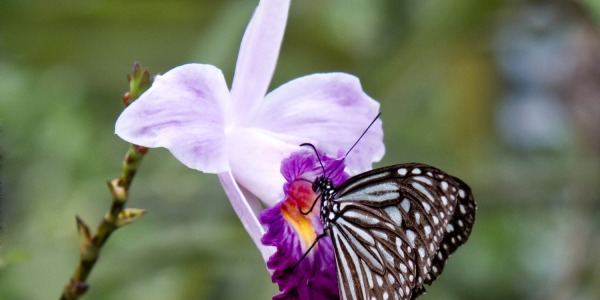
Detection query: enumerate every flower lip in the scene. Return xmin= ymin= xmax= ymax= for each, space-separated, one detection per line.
xmin=261 ymin=149 xmax=348 ymax=299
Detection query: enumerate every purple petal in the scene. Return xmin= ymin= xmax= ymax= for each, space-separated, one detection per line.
xmin=218 ymin=172 xmax=275 ymax=263
xmin=253 ymin=72 xmax=385 ymax=174
xmin=230 ymin=0 xmax=291 ymax=122
xmin=115 ymin=64 xmax=230 ymax=173
xmin=280 ymin=150 xmax=349 ymax=194
xmin=261 ymin=201 xmax=339 ymax=300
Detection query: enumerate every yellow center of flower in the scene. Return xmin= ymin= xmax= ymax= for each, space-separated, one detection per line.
xmin=280 ymin=180 xmax=319 ymax=251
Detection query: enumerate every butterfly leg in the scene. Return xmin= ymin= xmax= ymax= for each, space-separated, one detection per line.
xmin=287 ymin=232 xmax=328 ymax=272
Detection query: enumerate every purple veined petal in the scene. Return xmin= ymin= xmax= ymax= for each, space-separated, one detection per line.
xmin=229 ymin=0 xmax=291 ymax=124
xmin=115 ymin=64 xmax=231 ymax=173
xmin=218 ymin=171 xmax=275 ymax=263
xmin=253 ymin=72 xmax=385 ymax=174
xmin=227 ymin=127 xmax=303 ymax=207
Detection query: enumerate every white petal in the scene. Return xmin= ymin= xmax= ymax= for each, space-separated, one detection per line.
xmin=115 ymin=64 xmax=231 ymax=173
xmin=230 ymin=0 xmax=291 ymax=122
xmin=227 ymin=127 xmax=302 ymax=206
xmin=253 ymin=72 xmax=384 ymax=173
xmin=217 ymin=172 xmax=275 ymax=263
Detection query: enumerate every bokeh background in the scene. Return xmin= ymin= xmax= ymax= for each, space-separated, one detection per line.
xmin=2 ymin=0 xmax=600 ymax=299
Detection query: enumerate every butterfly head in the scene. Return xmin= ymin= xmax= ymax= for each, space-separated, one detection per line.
xmin=312 ymin=175 xmax=334 ymax=195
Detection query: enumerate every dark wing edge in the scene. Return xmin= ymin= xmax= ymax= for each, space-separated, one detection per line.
xmin=424 ymin=177 xmax=476 ymax=285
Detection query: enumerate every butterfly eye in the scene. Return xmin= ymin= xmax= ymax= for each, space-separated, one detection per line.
xmin=312 ymin=177 xmax=323 ymax=193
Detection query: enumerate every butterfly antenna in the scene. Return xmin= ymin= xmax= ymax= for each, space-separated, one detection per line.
xmin=300 ymin=143 xmax=326 ymax=175
xmin=298 ymin=143 xmax=326 ymax=215
xmin=287 ymin=232 xmax=328 ymax=272
xmin=327 ymin=112 xmax=381 ymax=178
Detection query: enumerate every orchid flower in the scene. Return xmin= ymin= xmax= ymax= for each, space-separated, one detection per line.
xmin=115 ymin=0 xmax=383 ymax=263
xmin=261 ymin=150 xmax=348 ymax=299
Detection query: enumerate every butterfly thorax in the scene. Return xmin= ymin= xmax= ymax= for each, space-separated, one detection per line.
xmin=313 ymin=176 xmax=337 ymax=231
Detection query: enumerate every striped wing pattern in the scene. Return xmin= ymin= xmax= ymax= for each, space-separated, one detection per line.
xmin=324 ymin=163 xmax=476 ymax=300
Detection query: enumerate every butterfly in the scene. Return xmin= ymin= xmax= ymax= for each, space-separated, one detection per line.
xmin=312 ymin=162 xmax=476 ymax=300
xmin=295 ymin=116 xmax=477 ymax=300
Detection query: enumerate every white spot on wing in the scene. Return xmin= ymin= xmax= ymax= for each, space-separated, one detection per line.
xmin=336 ymin=224 xmax=384 ymax=272
xmin=342 ymin=172 xmax=390 ymax=192
xmin=441 ymin=181 xmax=449 ymax=191
xmin=401 ymin=198 xmax=410 ymax=212
xmin=411 ymin=182 xmax=435 ymax=202
xmin=397 ymin=168 xmax=407 ymax=176
xmin=344 ymin=210 xmax=381 ymax=226
xmin=362 ymin=260 xmax=374 ymax=289
xmin=372 ymin=230 xmax=388 ymax=241
xmin=332 ymin=229 xmax=357 ymax=300
xmin=413 ymin=176 xmax=433 ymax=186
xmin=395 ymin=237 xmax=403 ymax=255
xmin=384 ymin=206 xmax=403 ymax=226
xmin=400 ymin=263 xmax=407 ymax=273
xmin=378 ymin=242 xmax=395 ymax=267
xmin=422 ymin=201 xmax=431 ymax=212
xmin=340 ymin=220 xmax=375 ymax=245
xmin=338 ymin=182 xmax=400 ymax=202
xmin=406 ymin=230 xmax=417 ymax=247
xmin=376 ymin=274 xmax=384 ymax=287
xmin=424 ymin=225 xmax=432 ymax=236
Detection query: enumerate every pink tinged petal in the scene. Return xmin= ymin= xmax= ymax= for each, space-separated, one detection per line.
xmin=254 ymin=72 xmax=385 ymax=174
xmin=218 ymin=171 xmax=275 ymax=263
xmin=115 ymin=64 xmax=231 ymax=173
xmin=227 ymin=128 xmax=302 ymax=207
xmin=230 ymin=0 xmax=291 ymax=123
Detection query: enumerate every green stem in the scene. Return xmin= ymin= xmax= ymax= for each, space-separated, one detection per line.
xmin=59 ymin=145 xmax=147 ymax=300
xmin=60 ymin=62 xmax=151 ymax=300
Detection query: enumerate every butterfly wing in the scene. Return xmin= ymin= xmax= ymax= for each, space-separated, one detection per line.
xmin=328 ymin=163 xmax=476 ymax=300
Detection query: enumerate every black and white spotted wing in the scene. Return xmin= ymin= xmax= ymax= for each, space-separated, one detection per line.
xmin=316 ymin=163 xmax=476 ymax=300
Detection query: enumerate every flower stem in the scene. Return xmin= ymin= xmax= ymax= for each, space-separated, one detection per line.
xmin=59 ymin=63 xmax=151 ymax=300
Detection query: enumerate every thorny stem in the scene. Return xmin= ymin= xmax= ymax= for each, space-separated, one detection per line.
xmin=59 ymin=63 xmax=151 ymax=300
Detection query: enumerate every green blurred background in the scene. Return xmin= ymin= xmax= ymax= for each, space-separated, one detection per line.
xmin=2 ymin=0 xmax=600 ymax=299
